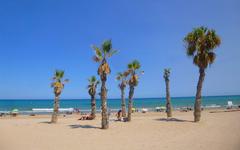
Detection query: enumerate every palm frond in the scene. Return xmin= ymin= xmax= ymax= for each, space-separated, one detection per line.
xmin=163 ymin=68 xmax=170 ymax=79
xmin=87 ymin=76 xmax=99 ymax=93
xmin=107 ymin=49 xmax=117 ymax=58
xmin=128 ymin=63 xmax=133 ymax=69
xmin=193 ymin=55 xmax=199 ymax=66
xmin=102 ymin=40 xmax=112 ymax=53
xmin=91 ymin=76 xmax=96 ymax=82
xmin=88 ymin=76 xmax=96 ymax=83
xmin=123 ymin=70 xmax=130 ymax=77
xmin=184 ymin=26 xmax=221 ymax=69
xmin=208 ymin=52 xmax=216 ymax=64
xmin=116 ymin=72 xmax=123 ymax=81
xmin=186 ymin=43 xmax=196 ymax=56
xmin=93 ymin=56 xmax=102 ymax=62
xmin=132 ymin=60 xmax=141 ymax=69
xmin=54 ymin=70 xmax=64 ymax=79
xmin=92 ymin=45 xmax=103 ymax=57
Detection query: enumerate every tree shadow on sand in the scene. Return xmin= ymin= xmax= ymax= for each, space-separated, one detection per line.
xmin=39 ymin=121 xmax=52 ymax=124
xmin=69 ymin=124 xmax=100 ymax=129
xmin=154 ymin=118 xmax=194 ymax=123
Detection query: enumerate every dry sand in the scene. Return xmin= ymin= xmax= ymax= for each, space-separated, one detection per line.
xmin=0 ymin=110 xmax=240 ymax=150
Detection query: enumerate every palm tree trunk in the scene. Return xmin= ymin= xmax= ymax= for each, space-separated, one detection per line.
xmin=127 ymin=86 xmax=135 ymax=121
xmin=101 ymin=74 xmax=109 ymax=129
xmin=51 ymin=96 xmax=59 ymax=123
xmin=91 ymin=95 xmax=96 ymax=119
xmin=121 ymin=87 xmax=127 ymax=117
xmin=165 ymin=79 xmax=172 ymax=117
xmin=194 ymin=68 xmax=205 ymax=122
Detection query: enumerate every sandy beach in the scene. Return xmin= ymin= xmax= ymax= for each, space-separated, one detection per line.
xmin=0 ymin=110 xmax=239 ymax=150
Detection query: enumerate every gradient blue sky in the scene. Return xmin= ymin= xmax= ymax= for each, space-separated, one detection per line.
xmin=0 ymin=0 xmax=240 ymax=99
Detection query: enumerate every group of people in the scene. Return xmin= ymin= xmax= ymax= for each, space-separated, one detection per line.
xmin=79 ymin=115 xmax=94 ymax=120
xmin=78 ymin=109 xmax=124 ymax=121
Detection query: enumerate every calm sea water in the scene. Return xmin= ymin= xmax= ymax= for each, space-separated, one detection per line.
xmin=0 ymin=95 xmax=240 ymax=114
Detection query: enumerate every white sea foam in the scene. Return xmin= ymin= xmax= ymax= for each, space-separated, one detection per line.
xmin=32 ymin=108 xmax=74 ymax=112
xmin=205 ymin=104 xmax=221 ymax=108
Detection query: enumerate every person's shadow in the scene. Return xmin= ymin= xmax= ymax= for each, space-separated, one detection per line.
xmin=39 ymin=121 xmax=51 ymax=124
xmin=154 ymin=118 xmax=193 ymax=122
xmin=69 ymin=124 xmax=100 ymax=129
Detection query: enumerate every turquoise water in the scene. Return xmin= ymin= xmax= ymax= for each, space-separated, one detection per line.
xmin=0 ymin=95 xmax=240 ymax=114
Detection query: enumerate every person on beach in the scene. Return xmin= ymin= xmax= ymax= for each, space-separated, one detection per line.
xmin=116 ymin=110 xmax=122 ymax=121
xmin=79 ymin=114 xmax=94 ymax=120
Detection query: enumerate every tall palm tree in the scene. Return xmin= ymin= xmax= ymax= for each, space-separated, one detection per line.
xmin=127 ymin=60 xmax=143 ymax=121
xmin=116 ymin=71 xmax=129 ymax=117
xmin=184 ymin=26 xmax=221 ymax=122
xmin=51 ymin=70 xmax=69 ymax=123
xmin=163 ymin=68 xmax=172 ymax=118
xmin=87 ymin=76 xmax=100 ymax=119
xmin=92 ymin=40 xmax=117 ymax=129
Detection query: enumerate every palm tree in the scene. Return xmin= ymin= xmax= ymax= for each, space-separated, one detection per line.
xmin=127 ymin=60 xmax=143 ymax=121
xmin=92 ymin=40 xmax=117 ymax=129
xmin=184 ymin=26 xmax=221 ymax=122
xmin=51 ymin=70 xmax=69 ymax=123
xmin=87 ymin=76 xmax=100 ymax=119
xmin=163 ymin=68 xmax=172 ymax=118
xmin=116 ymin=71 xmax=129 ymax=117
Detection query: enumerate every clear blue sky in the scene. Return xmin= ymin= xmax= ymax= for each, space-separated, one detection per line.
xmin=0 ymin=0 xmax=239 ymax=99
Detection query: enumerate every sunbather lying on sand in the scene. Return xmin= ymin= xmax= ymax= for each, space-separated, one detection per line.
xmin=79 ymin=115 xmax=94 ymax=120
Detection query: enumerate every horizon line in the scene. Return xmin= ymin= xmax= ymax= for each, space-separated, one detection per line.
xmin=0 ymin=94 xmax=239 ymax=100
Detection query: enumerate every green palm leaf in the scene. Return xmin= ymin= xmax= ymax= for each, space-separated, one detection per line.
xmin=184 ymin=26 xmax=221 ymax=69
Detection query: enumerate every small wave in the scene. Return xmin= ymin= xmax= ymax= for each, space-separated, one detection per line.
xmin=204 ymin=104 xmax=221 ymax=108
xmin=32 ymin=108 xmax=74 ymax=112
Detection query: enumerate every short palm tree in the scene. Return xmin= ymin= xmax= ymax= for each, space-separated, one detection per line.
xmin=163 ymin=68 xmax=172 ymax=118
xmin=87 ymin=76 xmax=100 ymax=119
xmin=51 ymin=70 xmax=69 ymax=123
xmin=184 ymin=26 xmax=221 ymax=122
xmin=127 ymin=60 xmax=143 ymax=121
xmin=92 ymin=40 xmax=117 ymax=129
xmin=116 ymin=71 xmax=129 ymax=117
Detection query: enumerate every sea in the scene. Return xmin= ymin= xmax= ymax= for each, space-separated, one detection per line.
xmin=0 ymin=95 xmax=240 ymax=114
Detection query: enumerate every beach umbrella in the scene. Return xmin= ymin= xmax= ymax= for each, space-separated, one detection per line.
xmin=159 ymin=106 xmax=166 ymax=110
xmin=155 ymin=107 xmax=161 ymax=112
xmin=11 ymin=109 xmax=19 ymax=114
xmin=142 ymin=108 xmax=148 ymax=113
xmin=132 ymin=108 xmax=136 ymax=112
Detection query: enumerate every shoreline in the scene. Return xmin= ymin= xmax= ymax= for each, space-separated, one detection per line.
xmin=1 ymin=96 xmax=240 ymax=115
xmin=1 ymin=107 xmax=239 ymax=118
xmin=1 ymin=105 xmax=240 ymax=114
